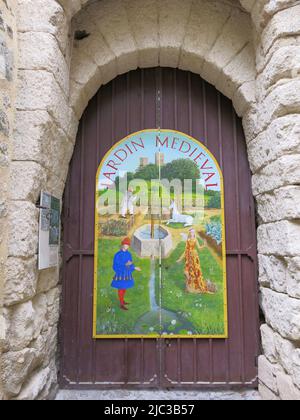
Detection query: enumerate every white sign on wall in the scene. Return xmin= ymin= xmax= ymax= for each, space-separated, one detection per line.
xmin=38 ymin=191 xmax=61 ymax=270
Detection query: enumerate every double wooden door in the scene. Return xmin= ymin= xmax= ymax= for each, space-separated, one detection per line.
xmin=60 ymin=68 xmax=260 ymax=389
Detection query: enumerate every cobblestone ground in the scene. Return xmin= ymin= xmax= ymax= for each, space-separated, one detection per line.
xmin=56 ymin=389 xmax=260 ymax=401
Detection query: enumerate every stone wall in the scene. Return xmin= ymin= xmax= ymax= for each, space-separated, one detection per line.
xmin=0 ymin=0 xmax=300 ymax=400
xmin=243 ymin=0 xmax=300 ymax=400
xmin=0 ymin=0 xmax=72 ymax=400
xmin=0 ymin=0 xmax=16 ymax=401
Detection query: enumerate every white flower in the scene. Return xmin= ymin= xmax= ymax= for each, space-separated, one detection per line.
xmin=149 ymin=327 xmax=154 ymax=332
xmin=188 ymin=331 xmax=193 ymax=335
xmin=171 ymin=320 xmax=177 ymax=326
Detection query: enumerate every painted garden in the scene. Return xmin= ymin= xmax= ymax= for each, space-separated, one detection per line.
xmin=94 ymin=130 xmax=227 ymax=338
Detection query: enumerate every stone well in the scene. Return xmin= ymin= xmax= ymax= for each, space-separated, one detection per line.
xmin=132 ymin=225 xmax=173 ymax=258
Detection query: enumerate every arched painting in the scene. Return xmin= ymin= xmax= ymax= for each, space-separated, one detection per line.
xmin=93 ymin=130 xmax=228 ymax=339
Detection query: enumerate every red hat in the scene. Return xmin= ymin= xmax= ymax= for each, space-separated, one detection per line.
xmin=122 ymin=237 xmax=131 ymax=246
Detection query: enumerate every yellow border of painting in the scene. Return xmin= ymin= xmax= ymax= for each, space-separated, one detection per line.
xmin=93 ymin=129 xmax=228 ymax=340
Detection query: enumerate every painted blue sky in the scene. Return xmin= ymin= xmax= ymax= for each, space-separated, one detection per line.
xmin=98 ymin=130 xmax=221 ymax=192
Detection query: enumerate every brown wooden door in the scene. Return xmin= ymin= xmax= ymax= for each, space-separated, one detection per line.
xmin=60 ymin=68 xmax=260 ymax=389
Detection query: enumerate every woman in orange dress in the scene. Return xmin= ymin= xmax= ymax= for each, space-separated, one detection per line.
xmin=177 ymin=229 xmax=211 ymax=294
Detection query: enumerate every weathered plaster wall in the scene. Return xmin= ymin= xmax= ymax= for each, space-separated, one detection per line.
xmin=0 ymin=0 xmax=300 ymax=400
xmin=0 ymin=0 xmax=16 ymax=401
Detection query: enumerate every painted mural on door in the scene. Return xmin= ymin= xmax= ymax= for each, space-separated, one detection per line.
xmin=93 ymin=129 xmax=227 ymax=339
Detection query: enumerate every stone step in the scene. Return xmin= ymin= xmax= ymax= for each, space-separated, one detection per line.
xmin=56 ymin=389 xmax=260 ymax=401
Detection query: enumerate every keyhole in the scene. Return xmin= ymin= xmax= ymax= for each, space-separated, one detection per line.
xmin=165 ymin=339 xmax=172 ymax=348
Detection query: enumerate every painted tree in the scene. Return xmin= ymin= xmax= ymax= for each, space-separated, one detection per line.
xmin=134 ymin=164 xmax=160 ymax=181
xmin=161 ymin=159 xmax=200 ymax=182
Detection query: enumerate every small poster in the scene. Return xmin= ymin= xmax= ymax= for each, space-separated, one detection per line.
xmin=93 ymin=130 xmax=227 ymax=339
xmin=38 ymin=192 xmax=61 ymax=270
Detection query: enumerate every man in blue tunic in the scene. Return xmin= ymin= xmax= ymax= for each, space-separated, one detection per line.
xmin=111 ymin=237 xmax=141 ymax=311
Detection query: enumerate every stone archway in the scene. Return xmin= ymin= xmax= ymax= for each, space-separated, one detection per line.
xmin=1 ymin=0 xmax=300 ymax=400
xmin=68 ymin=0 xmax=256 ymax=120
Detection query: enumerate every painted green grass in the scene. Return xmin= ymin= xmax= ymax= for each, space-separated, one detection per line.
xmin=96 ymin=239 xmax=225 ymax=336
xmin=164 ymin=222 xmax=187 ymax=229
xmin=159 ymin=242 xmax=225 ymax=335
xmin=96 ymin=239 xmax=151 ymax=335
